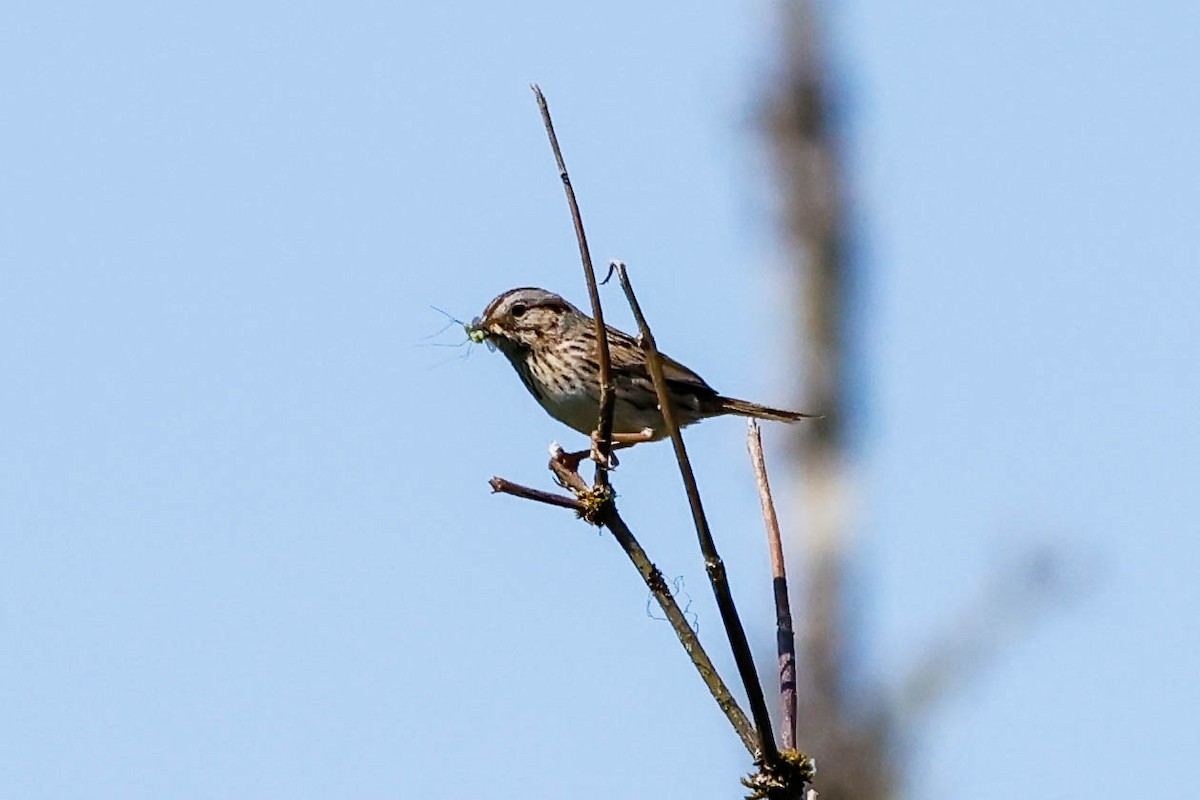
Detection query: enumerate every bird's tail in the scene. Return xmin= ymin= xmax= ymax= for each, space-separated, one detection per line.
xmin=716 ymin=396 xmax=819 ymax=423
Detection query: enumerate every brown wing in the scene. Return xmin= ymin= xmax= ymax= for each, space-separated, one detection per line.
xmin=604 ymin=324 xmax=718 ymax=410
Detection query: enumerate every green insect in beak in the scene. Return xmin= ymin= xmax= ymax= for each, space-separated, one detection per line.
xmin=466 ymin=319 xmax=488 ymax=344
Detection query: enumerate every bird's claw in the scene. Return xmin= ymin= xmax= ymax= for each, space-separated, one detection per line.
xmin=588 ymin=444 xmax=619 ymax=470
xmin=589 ymin=431 xmax=621 ymax=470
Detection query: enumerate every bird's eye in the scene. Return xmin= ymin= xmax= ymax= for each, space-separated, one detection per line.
xmin=510 ymin=303 xmax=527 ymax=319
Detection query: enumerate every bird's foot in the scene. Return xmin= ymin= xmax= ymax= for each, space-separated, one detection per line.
xmin=550 ymin=428 xmax=657 ymax=475
xmin=586 ymin=428 xmax=656 ymax=468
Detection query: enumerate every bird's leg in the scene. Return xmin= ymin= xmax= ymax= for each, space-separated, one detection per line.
xmin=587 ymin=427 xmax=656 ymax=468
xmin=555 ymin=429 xmax=656 ymax=472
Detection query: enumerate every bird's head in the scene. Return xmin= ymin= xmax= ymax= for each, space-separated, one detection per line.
xmin=466 ymin=287 xmax=580 ymax=355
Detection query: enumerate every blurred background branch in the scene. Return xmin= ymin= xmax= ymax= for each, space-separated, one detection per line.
xmin=762 ymin=4 xmax=1078 ymax=798
xmin=762 ymin=3 xmax=884 ymax=798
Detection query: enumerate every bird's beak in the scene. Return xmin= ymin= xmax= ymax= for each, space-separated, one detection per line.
xmin=465 ymin=316 xmax=488 ymax=344
xmin=465 ymin=316 xmax=500 ymax=351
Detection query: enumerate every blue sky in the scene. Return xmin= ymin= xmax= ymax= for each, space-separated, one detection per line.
xmin=1 ymin=2 xmax=1196 ymax=798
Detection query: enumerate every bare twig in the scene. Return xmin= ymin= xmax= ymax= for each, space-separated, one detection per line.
xmin=747 ymin=420 xmax=798 ymax=751
xmin=613 ymin=260 xmax=780 ymax=765
xmin=600 ymin=502 xmax=758 ymax=754
xmin=531 ymin=85 xmax=616 ymax=486
xmin=494 ymin=457 xmax=758 ymax=754
xmin=489 ymin=476 xmax=586 ymax=513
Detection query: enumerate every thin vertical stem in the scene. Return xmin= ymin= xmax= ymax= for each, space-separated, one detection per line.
xmin=747 ymin=420 xmax=797 ymax=751
xmin=531 ymin=85 xmax=616 ymax=487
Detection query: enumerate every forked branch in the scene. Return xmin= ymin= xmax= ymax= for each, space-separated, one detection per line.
xmin=487 ymin=90 xmax=817 ymax=795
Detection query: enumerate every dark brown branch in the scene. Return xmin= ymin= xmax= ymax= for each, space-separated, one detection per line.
xmin=489 ymin=476 xmax=586 ymax=513
xmin=491 ymin=456 xmax=759 ymax=754
xmin=531 ymin=85 xmax=616 ymax=487
xmin=747 ymin=421 xmax=798 ymax=751
xmin=613 ymin=260 xmax=780 ymax=766
xmin=599 ymin=501 xmax=758 ymax=754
